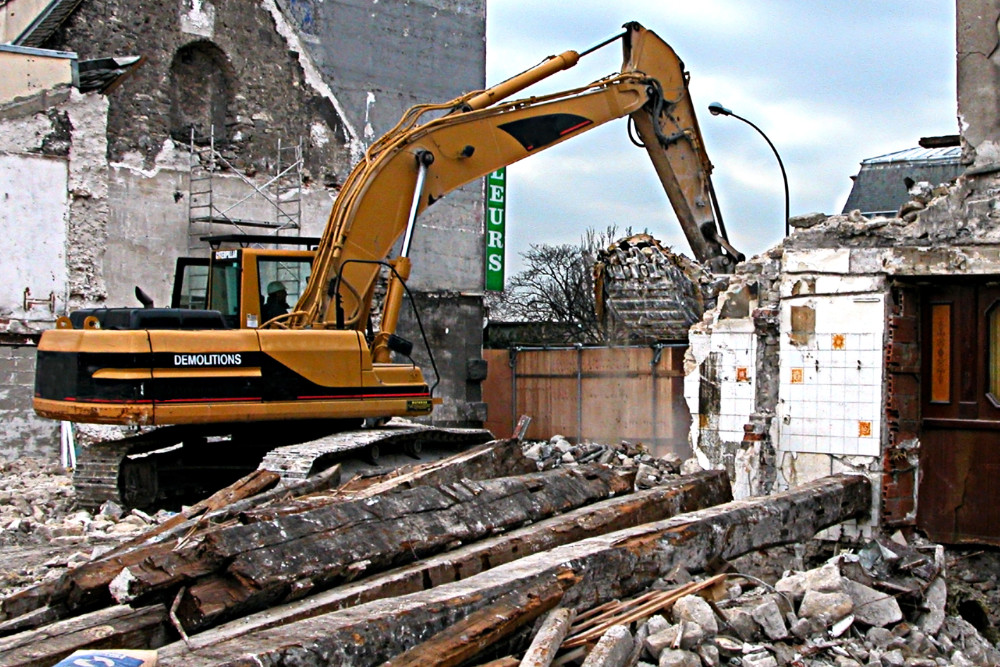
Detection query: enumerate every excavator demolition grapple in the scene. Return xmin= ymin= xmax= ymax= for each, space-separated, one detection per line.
xmin=33 ymin=22 xmax=741 ymax=509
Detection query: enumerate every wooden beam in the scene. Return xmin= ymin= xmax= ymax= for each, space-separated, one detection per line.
xmin=157 ymin=474 xmax=870 ymax=666
xmin=519 ymin=607 xmax=576 ymax=667
xmin=114 ymin=465 xmax=635 ymax=631
xmin=169 ymin=470 xmax=730 ymax=651
xmin=384 ymin=571 xmax=578 ymax=667
xmin=0 ymin=605 xmax=169 ymax=667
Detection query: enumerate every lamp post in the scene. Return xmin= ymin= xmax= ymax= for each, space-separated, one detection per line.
xmin=708 ymin=102 xmax=790 ymax=237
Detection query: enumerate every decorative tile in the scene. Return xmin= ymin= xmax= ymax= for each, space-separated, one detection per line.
xmin=791 ymin=368 xmax=804 ymax=384
xmin=832 ymin=334 xmax=846 ymax=350
xmin=736 ymin=367 xmax=749 ymax=382
xmin=858 ymin=421 xmax=872 ymax=437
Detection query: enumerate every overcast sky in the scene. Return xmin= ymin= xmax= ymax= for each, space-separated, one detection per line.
xmin=484 ymin=1 xmax=957 ymax=274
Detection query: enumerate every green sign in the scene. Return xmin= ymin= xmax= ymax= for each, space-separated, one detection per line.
xmin=485 ymin=168 xmax=506 ymax=291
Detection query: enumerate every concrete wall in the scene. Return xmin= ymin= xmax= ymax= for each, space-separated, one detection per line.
xmin=0 ymin=340 xmax=57 ymax=459
xmin=279 ymin=0 xmax=489 ymax=422
xmin=957 ymin=0 xmax=1000 ymax=167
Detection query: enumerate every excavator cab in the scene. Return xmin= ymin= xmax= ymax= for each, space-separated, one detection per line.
xmin=169 ymin=236 xmax=317 ymax=329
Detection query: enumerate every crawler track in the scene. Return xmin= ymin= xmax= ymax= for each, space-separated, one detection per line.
xmin=259 ymin=424 xmax=493 ymax=480
xmin=73 ymin=423 xmax=493 ymax=510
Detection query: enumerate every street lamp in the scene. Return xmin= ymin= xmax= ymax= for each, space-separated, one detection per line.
xmin=708 ymin=102 xmax=790 ymax=237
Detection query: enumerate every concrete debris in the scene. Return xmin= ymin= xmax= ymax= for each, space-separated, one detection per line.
xmin=524 ymin=435 xmax=683 ymax=487
xmin=0 ymin=443 xmax=996 ymax=666
xmin=594 ymin=234 xmax=725 ymax=343
xmin=571 ymin=534 xmax=1000 ymax=667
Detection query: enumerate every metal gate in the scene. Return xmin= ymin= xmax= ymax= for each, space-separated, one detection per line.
xmin=482 ymin=345 xmax=691 ymax=459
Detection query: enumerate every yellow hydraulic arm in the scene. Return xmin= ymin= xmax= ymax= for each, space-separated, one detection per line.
xmin=278 ymin=22 xmax=738 ymax=360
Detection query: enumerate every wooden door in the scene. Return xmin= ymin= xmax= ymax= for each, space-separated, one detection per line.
xmin=918 ymin=282 xmax=1000 ymax=545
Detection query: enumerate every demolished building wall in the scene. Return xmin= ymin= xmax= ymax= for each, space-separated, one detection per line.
xmin=686 ymin=0 xmax=1000 ymax=544
xmin=0 ymin=0 xmax=488 ymax=457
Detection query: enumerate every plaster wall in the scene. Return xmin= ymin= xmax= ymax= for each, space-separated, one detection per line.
xmin=0 ymin=50 xmax=75 ymax=102
xmin=1 ymin=0 xmax=53 ymax=42
xmin=0 ymin=153 xmax=68 ymax=329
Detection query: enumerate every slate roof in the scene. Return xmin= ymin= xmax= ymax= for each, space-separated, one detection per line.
xmin=12 ymin=0 xmax=85 ymax=48
xmin=841 ymin=141 xmax=963 ymax=217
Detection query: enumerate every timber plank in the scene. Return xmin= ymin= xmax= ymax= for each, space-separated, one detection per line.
xmin=114 ymin=466 xmax=634 ymax=631
xmin=157 ymin=474 xmax=869 ymax=667
xmin=384 ymin=571 xmax=577 ymax=667
xmin=0 ymin=604 xmax=169 ymax=667
xmin=164 ymin=470 xmax=730 ymax=651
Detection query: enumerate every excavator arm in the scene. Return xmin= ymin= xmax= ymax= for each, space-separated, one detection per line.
xmin=285 ymin=22 xmax=738 ymax=357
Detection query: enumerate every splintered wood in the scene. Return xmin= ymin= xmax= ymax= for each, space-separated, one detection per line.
xmin=0 ymin=436 xmax=871 ymax=667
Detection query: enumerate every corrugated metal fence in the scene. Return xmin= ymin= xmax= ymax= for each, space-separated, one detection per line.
xmin=482 ymin=345 xmax=691 ymax=459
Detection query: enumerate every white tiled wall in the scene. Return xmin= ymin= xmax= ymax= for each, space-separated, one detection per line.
xmin=778 ymin=293 xmax=885 ymax=457
xmin=717 ymin=330 xmax=756 ymax=441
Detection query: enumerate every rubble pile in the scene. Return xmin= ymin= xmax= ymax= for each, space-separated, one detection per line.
xmin=594 ymin=233 xmax=726 ymax=344
xmin=524 ymin=434 xmax=683 ymax=485
xmin=0 ymin=459 xmax=178 ymax=597
xmin=0 ymin=441 xmax=993 ymax=666
xmin=606 ymin=535 xmax=1000 ymax=667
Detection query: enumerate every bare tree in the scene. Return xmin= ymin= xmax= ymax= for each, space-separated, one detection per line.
xmin=485 ymin=227 xmax=638 ymax=345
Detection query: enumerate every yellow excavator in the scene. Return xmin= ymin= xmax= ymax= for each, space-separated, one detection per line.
xmin=33 ymin=22 xmax=740 ymax=508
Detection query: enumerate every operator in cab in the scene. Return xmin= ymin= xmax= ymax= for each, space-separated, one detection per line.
xmin=262 ymin=281 xmax=289 ymax=322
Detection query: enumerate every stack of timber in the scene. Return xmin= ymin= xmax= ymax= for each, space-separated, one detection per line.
xmin=0 ymin=436 xmax=871 ymax=667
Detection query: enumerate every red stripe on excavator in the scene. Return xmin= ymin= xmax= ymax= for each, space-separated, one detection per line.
xmin=560 ymin=120 xmax=592 ymax=135
xmin=297 ymin=392 xmax=430 ymax=400
xmin=158 ymin=397 xmax=263 ymax=403
xmin=64 ymin=397 xmax=154 ymax=404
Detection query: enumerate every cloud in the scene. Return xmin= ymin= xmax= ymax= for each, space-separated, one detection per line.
xmin=485 ymin=1 xmax=957 ymax=269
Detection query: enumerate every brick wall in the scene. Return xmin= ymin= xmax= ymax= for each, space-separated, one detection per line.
xmin=0 ymin=338 xmax=58 ymax=460
xmin=882 ymin=285 xmax=920 ymax=526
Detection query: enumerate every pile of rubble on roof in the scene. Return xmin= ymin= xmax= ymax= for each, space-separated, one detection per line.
xmin=595 ymin=233 xmax=727 ymax=343
xmin=0 ymin=436 xmax=994 ymax=666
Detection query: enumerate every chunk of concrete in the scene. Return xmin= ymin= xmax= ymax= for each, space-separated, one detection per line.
xmin=723 ymin=606 xmax=760 ymax=642
xmin=741 ymin=650 xmax=779 ymax=667
xmin=775 ymin=562 xmax=843 ymax=603
xmin=696 ymin=643 xmax=720 ymax=667
xmin=917 ymin=576 xmax=946 ymax=635
xmin=672 ymin=594 xmax=718 ymax=635
xmin=645 ymin=622 xmax=705 ymax=653
xmin=797 ymin=589 xmax=853 ymax=629
xmin=581 ymin=625 xmax=633 ymax=667
xmin=842 ymin=580 xmax=901 ymax=628
xmin=750 ymin=598 xmax=788 ymax=640
xmin=656 ymin=648 xmax=701 ymax=667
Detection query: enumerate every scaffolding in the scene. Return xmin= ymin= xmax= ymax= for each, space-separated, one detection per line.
xmin=184 ymin=128 xmax=307 ymax=312
xmin=188 ymin=127 xmax=304 ymax=253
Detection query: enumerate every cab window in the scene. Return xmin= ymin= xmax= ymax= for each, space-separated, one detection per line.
xmin=258 ymin=257 xmax=312 ymax=323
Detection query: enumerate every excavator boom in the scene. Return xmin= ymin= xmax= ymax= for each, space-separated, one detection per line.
xmin=290 ymin=22 xmax=735 ymax=346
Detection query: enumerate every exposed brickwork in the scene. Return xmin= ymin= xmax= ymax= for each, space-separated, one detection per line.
xmin=0 ymin=338 xmax=58 ymax=460
xmin=882 ymin=285 xmax=920 ymax=527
